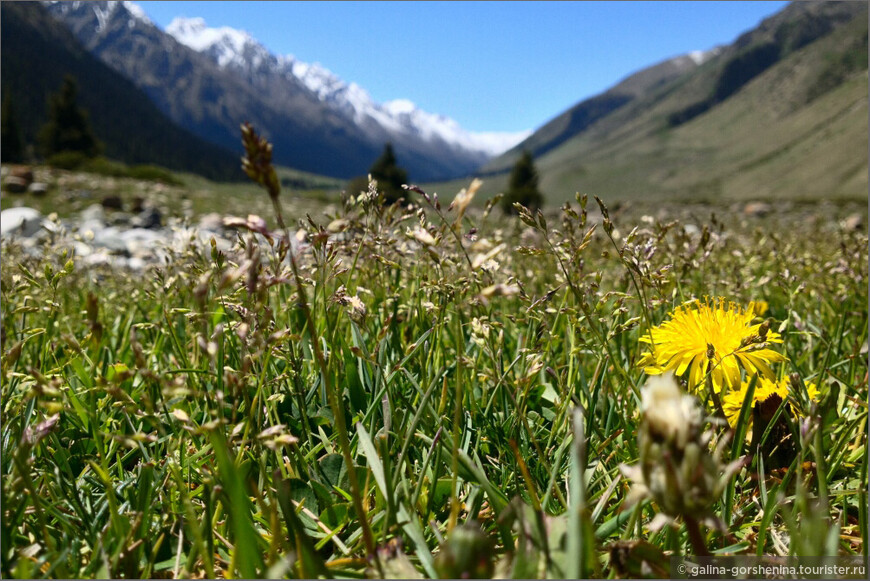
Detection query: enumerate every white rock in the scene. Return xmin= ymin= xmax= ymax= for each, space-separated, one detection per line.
xmin=79 ymin=204 xmax=106 ymax=224
xmin=1 ymin=207 xmax=45 ymax=238
xmin=84 ymin=251 xmax=113 ymax=267
xmin=28 ymin=182 xmax=49 ymax=196
xmin=126 ymin=257 xmax=146 ymax=271
xmin=92 ymin=227 xmax=128 ymax=253
xmin=120 ymin=228 xmax=164 ymax=257
xmin=198 ymin=212 xmax=225 ymax=233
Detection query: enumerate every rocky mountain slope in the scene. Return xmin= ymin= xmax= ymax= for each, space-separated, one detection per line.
xmin=0 ymin=1 xmax=244 ymax=181
xmin=478 ymin=48 xmax=722 ymax=175
xmin=44 ymin=1 xmax=527 ymax=181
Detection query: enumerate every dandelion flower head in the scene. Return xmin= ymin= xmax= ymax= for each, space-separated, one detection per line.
xmin=638 ymin=298 xmax=786 ymax=394
xmin=722 ymin=376 xmax=819 ymax=428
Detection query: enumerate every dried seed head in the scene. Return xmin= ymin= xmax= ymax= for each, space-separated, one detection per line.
xmin=758 ymin=319 xmax=770 ymax=341
xmin=622 ymin=373 xmax=737 ymax=525
xmin=640 ymin=373 xmax=702 ymax=448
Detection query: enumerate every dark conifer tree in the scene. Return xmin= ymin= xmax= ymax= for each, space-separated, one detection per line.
xmin=369 ymin=143 xmax=409 ymax=204
xmin=1 ymin=92 xmax=24 ymax=163
xmin=38 ymin=75 xmax=101 ymax=158
xmin=502 ymin=150 xmax=544 ymax=213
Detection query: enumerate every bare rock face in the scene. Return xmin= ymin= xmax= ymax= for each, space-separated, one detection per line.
xmin=43 ymin=1 xmax=496 ymax=181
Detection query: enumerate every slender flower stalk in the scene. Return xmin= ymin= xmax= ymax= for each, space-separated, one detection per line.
xmin=240 ymin=123 xmax=379 ymax=568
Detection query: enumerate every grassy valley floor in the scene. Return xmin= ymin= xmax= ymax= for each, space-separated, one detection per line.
xmin=1 ymin=165 xmax=867 ymax=578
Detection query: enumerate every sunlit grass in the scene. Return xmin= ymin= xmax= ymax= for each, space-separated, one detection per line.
xmin=1 ymin=132 xmax=867 ymax=578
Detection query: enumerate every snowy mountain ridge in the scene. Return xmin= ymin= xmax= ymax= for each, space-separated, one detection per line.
xmin=165 ymin=15 xmax=530 ymax=156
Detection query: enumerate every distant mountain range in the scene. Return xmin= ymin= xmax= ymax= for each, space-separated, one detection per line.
xmin=42 ymin=0 xmax=528 ymax=181
xmin=0 ymin=1 xmax=244 ymax=181
xmin=164 ymin=16 xmax=527 ymax=158
xmin=478 ymin=0 xmax=868 ymax=202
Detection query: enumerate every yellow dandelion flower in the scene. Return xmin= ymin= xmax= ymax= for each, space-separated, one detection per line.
xmin=638 ymin=298 xmax=787 ymax=393
xmin=722 ymin=376 xmax=820 ymax=428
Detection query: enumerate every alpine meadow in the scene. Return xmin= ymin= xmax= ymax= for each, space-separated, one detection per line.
xmin=1 ymin=1 xmax=868 ymax=579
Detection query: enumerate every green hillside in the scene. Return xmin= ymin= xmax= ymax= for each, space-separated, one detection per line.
xmin=470 ymin=1 xmax=868 ymax=206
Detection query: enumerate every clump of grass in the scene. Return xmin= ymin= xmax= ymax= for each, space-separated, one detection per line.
xmin=1 ymin=126 xmax=866 ymax=578
xmin=45 ymin=153 xmax=183 ymax=185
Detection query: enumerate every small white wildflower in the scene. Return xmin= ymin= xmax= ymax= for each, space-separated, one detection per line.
xmin=472 ymin=243 xmax=506 ymax=269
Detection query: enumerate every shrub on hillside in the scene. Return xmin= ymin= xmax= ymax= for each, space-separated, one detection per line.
xmin=46 ymin=150 xmax=88 ymax=170
xmin=126 ymin=164 xmax=183 ymax=185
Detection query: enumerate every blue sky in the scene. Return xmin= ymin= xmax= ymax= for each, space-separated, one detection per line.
xmin=137 ymin=1 xmax=789 ymax=134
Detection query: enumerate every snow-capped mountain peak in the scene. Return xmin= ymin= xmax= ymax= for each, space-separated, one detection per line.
xmin=166 ymin=17 xmax=262 ymax=68
xmin=384 ymin=99 xmax=418 ymax=116
xmin=46 ymin=1 xmax=151 ymax=31
xmin=163 ymin=13 xmax=528 ymax=157
xmin=687 ymin=46 xmax=723 ymax=66
xmin=120 ymin=1 xmax=150 ymax=24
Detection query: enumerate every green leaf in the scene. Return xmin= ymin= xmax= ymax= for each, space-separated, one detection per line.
xmin=345 ymin=355 xmax=367 ymax=412
xmin=287 ymin=478 xmax=319 ymax=514
xmin=319 ymin=453 xmax=345 ymax=489
xmin=208 ymin=431 xmax=264 ymax=578
xmin=730 ymin=373 xmax=758 ymax=462
xmin=356 ymin=423 xmax=387 ymax=496
xmin=276 ymin=476 xmax=330 ymax=579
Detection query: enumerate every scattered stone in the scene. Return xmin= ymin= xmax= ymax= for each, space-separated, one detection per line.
xmin=198 ymin=212 xmax=225 ymax=233
xmin=101 ymin=195 xmax=124 ymax=211
xmin=1 ymin=207 xmax=45 ymax=238
xmin=10 ymin=165 xmax=34 ymax=184
xmin=131 ymin=207 xmax=162 ymax=229
xmin=80 ymin=204 xmax=106 ymax=224
xmin=92 ymin=227 xmax=129 ymax=254
xmin=72 ymin=241 xmax=93 ymax=257
xmin=77 ymin=204 xmax=106 ymax=236
xmin=131 ymin=196 xmax=146 ymax=213
xmin=120 ymin=228 xmax=163 ymax=257
xmin=3 ymin=176 xmax=29 ymax=193
xmin=743 ymin=202 xmax=772 ymax=218
xmin=110 ymin=214 xmax=131 ymax=227
xmin=841 ymin=213 xmax=863 ymax=231
xmin=83 ymin=251 xmax=113 ymax=268
xmin=28 ymin=182 xmax=49 ymax=196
